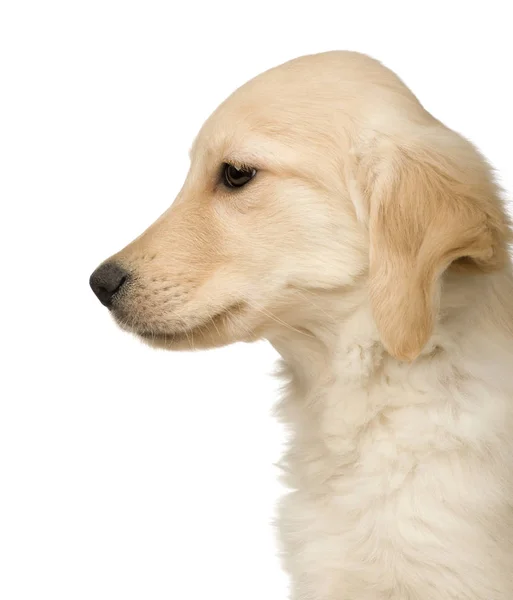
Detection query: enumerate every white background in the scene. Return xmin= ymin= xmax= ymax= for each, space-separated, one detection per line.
xmin=1 ymin=1 xmax=512 ymax=598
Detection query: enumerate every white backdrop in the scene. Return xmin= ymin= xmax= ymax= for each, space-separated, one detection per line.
xmin=1 ymin=1 xmax=512 ymax=598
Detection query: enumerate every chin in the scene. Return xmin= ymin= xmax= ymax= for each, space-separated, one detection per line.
xmin=115 ymin=304 xmax=260 ymax=351
xmin=135 ymin=329 xmax=231 ymax=351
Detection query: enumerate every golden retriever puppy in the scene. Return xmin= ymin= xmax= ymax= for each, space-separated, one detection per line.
xmin=90 ymin=51 xmax=513 ymax=599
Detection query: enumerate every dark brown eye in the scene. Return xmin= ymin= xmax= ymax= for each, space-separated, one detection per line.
xmin=222 ymin=163 xmax=256 ymax=188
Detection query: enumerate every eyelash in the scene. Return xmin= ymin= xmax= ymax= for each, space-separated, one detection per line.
xmin=221 ymin=160 xmax=252 ymax=174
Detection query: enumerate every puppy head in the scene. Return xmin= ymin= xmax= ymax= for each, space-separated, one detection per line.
xmin=90 ymin=51 xmax=509 ymax=357
xmin=90 ymin=53 xmax=368 ymax=350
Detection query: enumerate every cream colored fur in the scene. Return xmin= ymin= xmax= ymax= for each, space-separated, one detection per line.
xmin=94 ymin=51 xmax=513 ymax=599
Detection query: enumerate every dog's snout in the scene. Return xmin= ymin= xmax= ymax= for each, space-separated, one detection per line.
xmin=89 ymin=262 xmax=129 ymax=308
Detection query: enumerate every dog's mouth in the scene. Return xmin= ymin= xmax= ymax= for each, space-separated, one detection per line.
xmin=130 ymin=302 xmax=247 ymax=345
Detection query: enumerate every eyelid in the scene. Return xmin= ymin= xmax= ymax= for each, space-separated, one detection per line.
xmin=223 ymin=152 xmax=265 ymax=170
xmin=223 ymin=158 xmax=254 ymax=171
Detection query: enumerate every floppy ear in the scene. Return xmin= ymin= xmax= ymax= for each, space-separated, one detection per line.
xmin=367 ymin=143 xmax=509 ymax=361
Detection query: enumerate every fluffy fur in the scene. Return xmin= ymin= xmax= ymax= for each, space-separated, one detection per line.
xmin=91 ymin=51 xmax=513 ymax=599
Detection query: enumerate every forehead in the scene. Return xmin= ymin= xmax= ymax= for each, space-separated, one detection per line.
xmin=190 ymin=106 xmax=258 ymax=165
xmin=187 ymin=50 xmax=402 ymax=174
xmin=190 ymin=82 xmax=341 ymax=173
xmin=188 ymin=50 xmax=411 ymax=164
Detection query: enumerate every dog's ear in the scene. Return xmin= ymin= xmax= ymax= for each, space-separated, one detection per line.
xmin=366 ymin=142 xmax=508 ymax=361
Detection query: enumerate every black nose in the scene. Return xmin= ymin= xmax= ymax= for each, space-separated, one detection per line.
xmin=89 ymin=262 xmax=129 ymax=307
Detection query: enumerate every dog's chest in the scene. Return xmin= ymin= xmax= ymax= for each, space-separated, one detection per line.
xmin=276 ymin=372 xmax=513 ymax=599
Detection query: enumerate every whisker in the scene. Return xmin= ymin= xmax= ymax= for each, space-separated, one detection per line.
xmin=289 ymin=288 xmax=336 ymax=322
xmin=247 ymin=300 xmax=314 ymax=338
xmin=209 ymin=314 xmax=222 ymax=337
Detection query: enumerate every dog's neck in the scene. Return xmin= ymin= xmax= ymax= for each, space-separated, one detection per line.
xmin=269 ymin=269 xmax=513 ymax=402
xmin=266 ymin=270 xmax=513 ymax=478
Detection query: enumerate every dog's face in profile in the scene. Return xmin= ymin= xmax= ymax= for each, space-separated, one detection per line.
xmin=90 ymin=55 xmax=367 ymax=351
xmin=90 ymin=52 xmax=507 ymax=359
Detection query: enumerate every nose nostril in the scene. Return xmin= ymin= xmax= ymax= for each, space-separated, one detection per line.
xmin=89 ymin=263 xmax=129 ymax=308
xmin=117 ymin=275 xmax=127 ymax=291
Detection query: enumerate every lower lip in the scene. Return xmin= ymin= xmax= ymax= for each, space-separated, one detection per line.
xmin=134 ymin=302 xmax=245 ymax=340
